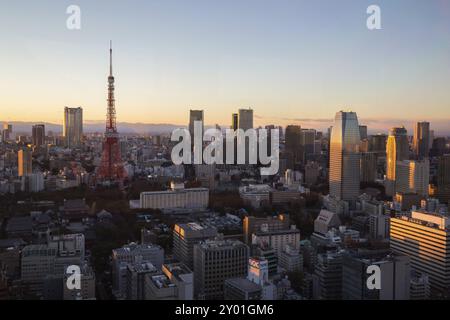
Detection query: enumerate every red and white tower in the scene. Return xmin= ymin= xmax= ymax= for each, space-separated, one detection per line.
xmin=97 ymin=42 xmax=126 ymax=184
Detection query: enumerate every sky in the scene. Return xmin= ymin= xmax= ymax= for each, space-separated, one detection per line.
xmin=1 ymin=0 xmax=450 ymax=133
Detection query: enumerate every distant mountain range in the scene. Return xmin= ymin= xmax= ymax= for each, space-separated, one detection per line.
xmin=0 ymin=121 xmax=187 ymax=135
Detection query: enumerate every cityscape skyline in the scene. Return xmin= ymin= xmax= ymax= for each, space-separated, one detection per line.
xmin=1 ymin=0 xmax=450 ymax=131
xmin=1 ymin=0 xmax=450 ymax=304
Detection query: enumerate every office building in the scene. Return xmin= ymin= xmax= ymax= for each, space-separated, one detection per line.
xmin=342 ymin=251 xmax=410 ymax=300
xmin=301 ymin=129 xmax=316 ymax=160
xmin=410 ymin=272 xmax=430 ymax=300
xmin=161 ymin=263 xmax=194 ymax=300
xmin=224 ymin=278 xmax=262 ymax=300
xmin=2 ymin=123 xmax=12 ymax=141
xmin=189 ymin=110 xmax=204 ymax=140
xmin=251 ymin=225 xmax=300 ymax=258
xmin=386 ymin=127 xmax=410 ymax=196
xmin=390 ymin=211 xmax=450 ymax=294
xmin=18 ymin=148 xmax=32 ymax=177
xmin=437 ymin=155 xmax=450 ymax=203
xmin=279 ymin=244 xmax=303 ymax=272
xmin=111 ymin=243 xmax=164 ymax=297
xmin=126 ymin=262 xmax=159 ymax=300
xmin=243 ymin=214 xmax=290 ymax=244
xmin=173 ymin=223 xmax=217 ymax=269
xmin=238 ymin=108 xmax=253 ymax=130
xmin=21 ymin=234 xmax=86 ymax=296
xmin=305 ymin=161 xmax=320 ymax=186
xmin=370 ymin=134 xmax=387 ymax=156
xmin=193 ymin=239 xmax=249 ymax=300
xmin=313 ymin=251 xmax=343 ymax=300
xmin=32 ymin=124 xmax=45 ymax=148
xmin=329 ymin=111 xmax=361 ymax=203
xmin=413 ymin=121 xmax=430 ymax=159
xmin=360 ymin=152 xmax=377 ymax=183
xmin=285 ymin=125 xmax=302 ymax=165
xmin=140 ymin=182 xmax=209 ymax=210
xmin=393 ymin=160 xmax=429 ymax=197
xmin=359 ymin=125 xmax=368 ymax=140
xmin=63 ymin=107 xmax=83 ymax=148
xmin=231 ymin=113 xmax=239 ymax=130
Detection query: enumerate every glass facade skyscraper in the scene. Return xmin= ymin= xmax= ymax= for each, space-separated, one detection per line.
xmin=386 ymin=127 xmax=409 ymax=196
xmin=329 ymin=111 xmax=361 ymax=203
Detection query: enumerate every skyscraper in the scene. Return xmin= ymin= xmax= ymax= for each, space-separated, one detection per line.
xmin=18 ymin=148 xmax=32 ymax=177
xmin=386 ymin=127 xmax=409 ymax=196
xmin=329 ymin=111 xmax=361 ymax=203
xmin=97 ymin=42 xmax=126 ymax=184
xmin=2 ymin=123 xmax=12 ymax=141
xmin=301 ymin=129 xmax=316 ymax=161
xmin=32 ymin=124 xmax=45 ymax=148
xmin=413 ymin=122 xmax=430 ymax=159
xmin=238 ymin=108 xmax=253 ymax=130
xmin=285 ymin=125 xmax=302 ymax=165
xmin=359 ymin=125 xmax=368 ymax=140
xmin=189 ymin=110 xmax=204 ymax=139
xmin=437 ymin=155 xmax=450 ymax=203
xmin=369 ymin=133 xmax=387 ymax=156
xmin=231 ymin=113 xmax=239 ymax=130
xmin=360 ymin=152 xmax=377 ymax=183
xmin=63 ymin=107 xmax=83 ymax=148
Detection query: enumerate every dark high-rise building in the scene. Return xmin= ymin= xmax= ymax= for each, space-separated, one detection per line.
xmin=189 ymin=110 xmax=204 ymax=139
xmin=437 ymin=155 xmax=450 ymax=204
xmin=32 ymin=125 xmax=45 ymax=148
xmin=369 ymin=134 xmax=387 ymax=156
xmin=360 ymin=152 xmax=377 ymax=183
xmin=413 ymin=122 xmax=430 ymax=159
xmin=301 ymin=129 xmax=316 ymax=161
xmin=194 ymin=239 xmax=249 ymax=300
xmin=359 ymin=125 xmax=368 ymax=140
xmin=431 ymin=137 xmax=447 ymax=157
xmin=231 ymin=113 xmax=239 ymax=130
xmin=285 ymin=125 xmax=302 ymax=166
xmin=342 ymin=251 xmax=410 ymax=300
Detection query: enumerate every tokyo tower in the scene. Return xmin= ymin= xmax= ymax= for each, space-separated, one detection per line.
xmin=97 ymin=42 xmax=126 ymax=184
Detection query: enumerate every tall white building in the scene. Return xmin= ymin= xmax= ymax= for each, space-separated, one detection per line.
xmin=329 ymin=111 xmax=361 ymax=204
xmin=63 ymin=107 xmax=83 ymax=148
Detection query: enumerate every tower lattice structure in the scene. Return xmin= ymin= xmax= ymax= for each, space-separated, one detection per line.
xmin=97 ymin=42 xmax=126 ymax=183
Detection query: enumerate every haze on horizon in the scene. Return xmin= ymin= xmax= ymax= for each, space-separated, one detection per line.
xmin=1 ymin=0 xmax=450 ymax=133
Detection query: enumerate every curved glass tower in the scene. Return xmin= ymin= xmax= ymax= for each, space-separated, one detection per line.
xmin=329 ymin=111 xmax=361 ymax=203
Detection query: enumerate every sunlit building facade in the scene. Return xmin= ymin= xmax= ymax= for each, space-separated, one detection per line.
xmin=329 ymin=111 xmax=361 ymax=203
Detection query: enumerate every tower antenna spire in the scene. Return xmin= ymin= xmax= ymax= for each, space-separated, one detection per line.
xmin=109 ymin=40 xmax=113 ymax=76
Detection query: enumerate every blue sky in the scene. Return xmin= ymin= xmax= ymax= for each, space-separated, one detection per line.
xmin=1 ymin=0 xmax=449 ymax=133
